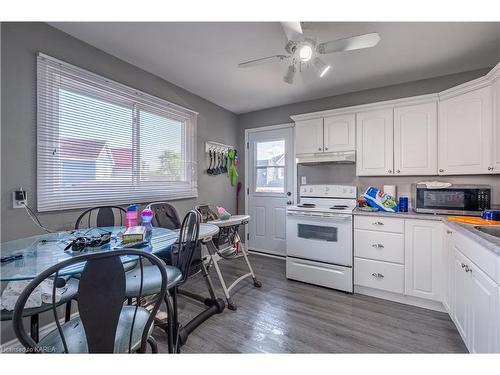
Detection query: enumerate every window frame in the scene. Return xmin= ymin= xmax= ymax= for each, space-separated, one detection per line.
xmin=37 ymin=53 xmax=198 ymax=212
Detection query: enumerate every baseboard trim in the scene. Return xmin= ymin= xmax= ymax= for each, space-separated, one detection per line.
xmin=248 ymin=249 xmax=285 ymax=260
xmin=354 ymin=285 xmax=446 ymax=313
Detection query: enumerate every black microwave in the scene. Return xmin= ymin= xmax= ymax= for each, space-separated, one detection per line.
xmin=412 ymin=184 xmax=491 ymax=216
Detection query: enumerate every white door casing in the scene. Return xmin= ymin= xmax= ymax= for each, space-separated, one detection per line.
xmin=246 ymin=125 xmax=294 ymax=256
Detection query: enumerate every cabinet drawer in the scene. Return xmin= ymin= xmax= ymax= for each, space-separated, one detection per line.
xmin=354 ymin=229 xmax=404 ymax=264
xmin=354 ymin=257 xmax=404 ymax=294
xmin=354 ymin=215 xmax=404 ymax=233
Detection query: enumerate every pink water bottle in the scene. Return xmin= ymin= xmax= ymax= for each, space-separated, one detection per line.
xmin=126 ymin=204 xmax=139 ymax=227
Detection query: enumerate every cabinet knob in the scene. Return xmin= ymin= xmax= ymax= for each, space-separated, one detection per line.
xmin=488 ymin=166 xmax=494 ymax=171
xmin=387 ymin=170 xmax=392 ymax=174
xmin=325 ymin=147 xmax=328 ymax=151
xmin=461 ymin=263 xmax=466 ymax=268
xmin=439 ymin=169 xmax=444 ymax=173
xmin=396 ymin=170 xmax=400 ymax=174
xmin=446 ymin=230 xmax=452 ymax=234
xmin=318 ymin=147 xmax=322 ymax=151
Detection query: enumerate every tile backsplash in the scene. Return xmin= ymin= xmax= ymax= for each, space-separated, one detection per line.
xmin=297 ymin=163 xmax=500 ymax=207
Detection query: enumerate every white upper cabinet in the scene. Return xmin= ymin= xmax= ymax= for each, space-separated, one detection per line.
xmin=356 ymin=108 xmax=394 ymax=176
xmin=404 ymin=220 xmax=442 ymax=302
xmin=323 ymin=114 xmax=355 ymax=152
xmin=438 ymin=86 xmax=493 ymax=175
xmin=492 ymin=77 xmax=500 ymax=173
xmin=394 ymin=102 xmax=438 ymax=175
xmin=295 ymin=118 xmax=323 ymax=154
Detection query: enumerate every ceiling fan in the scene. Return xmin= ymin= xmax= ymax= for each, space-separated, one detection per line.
xmin=237 ymin=22 xmax=381 ymax=84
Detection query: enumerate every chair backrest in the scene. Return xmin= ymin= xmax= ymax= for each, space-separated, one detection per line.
xmin=75 ymin=206 xmax=127 ymax=229
xmin=170 ymin=210 xmax=201 ymax=285
xmin=13 ymin=250 xmax=167 ymax=353
xmin=147 ymin=202 xmax=181 ymax=230
xmin=195 ymin=204 xmax=219 ymax=223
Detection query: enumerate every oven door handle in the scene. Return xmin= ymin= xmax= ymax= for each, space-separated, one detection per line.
xmin=286 ymin=211 xmax=352 ymax=220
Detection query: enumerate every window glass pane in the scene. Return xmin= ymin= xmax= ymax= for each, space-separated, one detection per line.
xmin=298 ymin=224 xmax=338 ymax=242
xmin=255 ymin=166 xmax=285 ymax=193
xmin=139 ymin=110 xmax=184 ymax=182
xmin=58 ymin=88 xmax=133 ymax=186
xmin=256 ymin=140 xmax=285 ymax=167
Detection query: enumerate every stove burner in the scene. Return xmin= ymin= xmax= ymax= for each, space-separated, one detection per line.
xmin=298 ymin=203 xmax=316 ymax=208
xmin=330 ymin=205 xmax=348 ymax=210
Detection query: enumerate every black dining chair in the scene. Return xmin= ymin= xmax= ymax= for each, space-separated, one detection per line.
xmin=124 ymin=209 xmax=203 ymax=353
xmin=74 ymin=206 xmax=127 ymax=229
xmin=13 ymin=249 xmax=167 ymax=353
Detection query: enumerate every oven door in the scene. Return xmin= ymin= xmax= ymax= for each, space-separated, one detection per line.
xmin=286 ymin=211 xmax=353 ymax=267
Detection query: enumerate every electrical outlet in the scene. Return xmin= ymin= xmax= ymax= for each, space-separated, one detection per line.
xmin=13 ymin=190 xmax=27 ymax=209
xmin=301 ymin=176 xmax=307 ymax=185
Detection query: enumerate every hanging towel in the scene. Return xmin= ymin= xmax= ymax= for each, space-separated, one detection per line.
xmin=418 ymin=181 xmax=452 ymax=189
xmin=0 ymin=279 xmax=68 ymax=311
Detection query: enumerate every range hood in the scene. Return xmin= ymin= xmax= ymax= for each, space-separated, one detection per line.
xmin=297 ymin=150 xmax=356 ymax=164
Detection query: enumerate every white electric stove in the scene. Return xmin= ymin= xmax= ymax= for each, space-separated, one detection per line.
xmin=286 ymin=184 xmax=357 ymax=293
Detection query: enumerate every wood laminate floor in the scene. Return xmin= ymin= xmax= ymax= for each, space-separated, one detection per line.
xmin=152 ymin=254 xmax=467 ymax=353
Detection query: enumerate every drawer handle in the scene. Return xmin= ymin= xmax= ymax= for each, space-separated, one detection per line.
xmin=371 ymin=272 xmax=384 ymax=279
xmin=372 ymin=243 xmax=385 ymax=249
xmin=372 ymin=221 xmax=384 ymax=226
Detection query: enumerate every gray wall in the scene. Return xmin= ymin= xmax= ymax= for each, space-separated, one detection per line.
xmin=1 ymin=22 xmax=239 ymax=243
xmin=237 ymin=67 xmax=497 ymax=212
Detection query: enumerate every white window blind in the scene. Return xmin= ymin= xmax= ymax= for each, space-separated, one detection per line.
xmin=37 ymin=53 xmax=198 ymax=212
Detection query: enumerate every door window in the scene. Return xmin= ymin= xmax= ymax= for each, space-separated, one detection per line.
xmin=255 ymin=140 xmax=285 ymax=193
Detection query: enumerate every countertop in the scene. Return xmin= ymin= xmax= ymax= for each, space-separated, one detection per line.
xmin=352 ymin=208 xmax=500 ymax=255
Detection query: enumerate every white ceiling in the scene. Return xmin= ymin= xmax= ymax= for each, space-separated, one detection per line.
xmin=49 ymin=22 xmax=500 ymax=114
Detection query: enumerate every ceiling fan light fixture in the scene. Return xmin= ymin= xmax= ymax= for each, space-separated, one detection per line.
xmin=313 ymin=57 xmax=331 ymax=78
xmin=283 ymin=64 xmax=295 ymax=84
xmin=298 ymin=44 xmax=313 ymax=62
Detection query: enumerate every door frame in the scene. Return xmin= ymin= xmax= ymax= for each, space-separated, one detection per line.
xmin=244 ymin=122 xmax=296 ymax=253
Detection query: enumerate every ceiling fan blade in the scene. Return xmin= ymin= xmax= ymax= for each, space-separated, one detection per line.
xmin=281 ymin=22 xmax=303 ymax=41
xmin=317 ymin=32 xmax=381 ymax=54
xmin=238 ymin=55 xmax=288 ymax=68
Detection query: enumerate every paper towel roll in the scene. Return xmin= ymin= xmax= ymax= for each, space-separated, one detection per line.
xmin=383 ymin=185 xmax=397 ymax=198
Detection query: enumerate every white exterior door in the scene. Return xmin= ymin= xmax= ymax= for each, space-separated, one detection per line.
xmin=323 ymin=114 xmax=355 ymax=152
xmin=394 ymin=102 xmax=437 ymax=175
xmin=247 ymin=126 xmax=294 ymax=256
xmin=404 ymin=220 xmax=442 ymax=301
xmin=356 ymin=108 xmax=394 ymax=176
xmin=438 ymin=86 xmax=493 ymax=175
xmin=295 ymin=118 xmax=323 ymax=154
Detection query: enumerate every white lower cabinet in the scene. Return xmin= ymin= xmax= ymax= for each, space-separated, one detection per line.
xmin=404 ymin=220 xmax=442 ymax=301
xmin=442 ymin=228 xmax=454 ymax=314
xmin=452 ymin=247 xmax=499 ymax=353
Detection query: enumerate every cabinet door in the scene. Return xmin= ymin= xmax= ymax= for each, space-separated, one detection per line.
xmin=442 ymin=227 xmax=454 ymax=314
xmin=492 ymin=78 xmax=500 ymax=173
xmin=468 ymin=262 xmax=498 ymax=353
xmin=295 ymin=118 xmax=324 ymax=154
xmin=453 ymin=248 xmax=469 ymax=343
xmin=394 ymin=102 xmax=437 ymax=175
xmin=438 ymin=86 xmax=493 ymax=175
xmin=323 ymin=114 xmax=355 ymax=152
xmin=356 ymin=108 xmax=394 ymax=176
xmin=404 ymin=220 xmax=442 ymax=301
